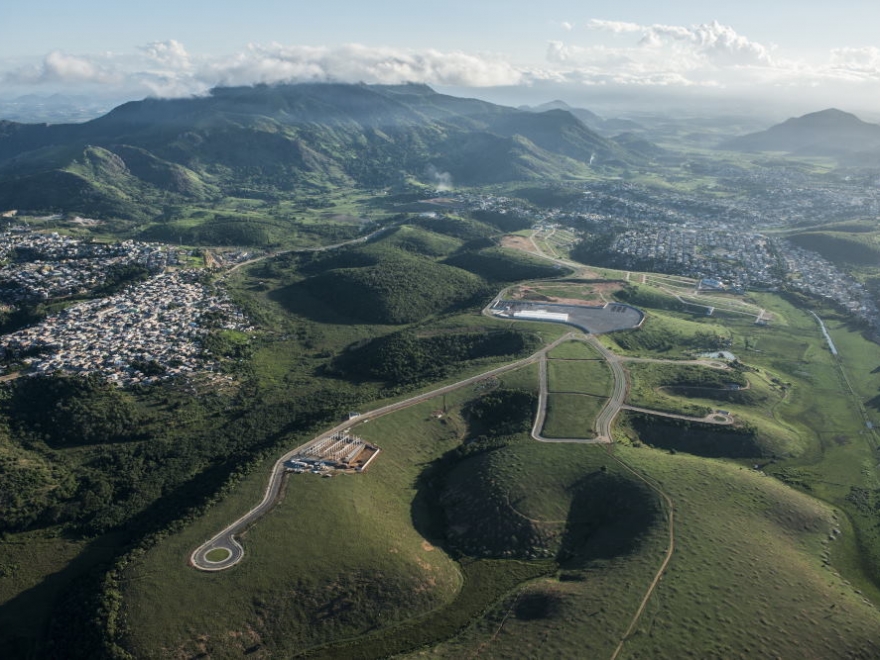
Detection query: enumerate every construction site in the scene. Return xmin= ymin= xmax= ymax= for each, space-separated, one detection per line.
xmin=285 ymin=431 xmax=381 ymax=475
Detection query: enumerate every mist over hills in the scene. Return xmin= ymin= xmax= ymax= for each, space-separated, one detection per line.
xmin=519 ymin=100 xmax=644 ymax=136
xmin=720 ymin=108 xmax=880 ymax=160
xmin=0 ymin=83 xmax=648 ymax=221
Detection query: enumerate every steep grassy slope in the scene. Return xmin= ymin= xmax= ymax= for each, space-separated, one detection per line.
xmin=417 ymin=447 xmax=880 ymax=659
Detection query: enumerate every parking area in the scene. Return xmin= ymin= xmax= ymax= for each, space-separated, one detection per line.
xmin=491 ymin=300 xmax=644 ymax=334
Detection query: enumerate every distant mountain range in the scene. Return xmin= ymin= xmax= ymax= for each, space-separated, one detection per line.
xmin=720 ymin=108 xmax=880 ymax=160
xmin=0 ymin=83 xmax=650 ymax=221
xmin=519 ymin=100 xmax=644 ymax=136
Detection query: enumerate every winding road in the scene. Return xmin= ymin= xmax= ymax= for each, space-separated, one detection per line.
xmin=191 ymin=321 xmax=729 ymax=570
xmin=190 ymin=333 xmax=575 ymax=570
xmin=187 ymin=266 xmax=724 ymax=660
xmin=530 ymin=333 xmax=625 ymax=444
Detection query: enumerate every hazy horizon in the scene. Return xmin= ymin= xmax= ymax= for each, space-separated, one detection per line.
xmin=3 ymin=1 xmax=880 ymax=120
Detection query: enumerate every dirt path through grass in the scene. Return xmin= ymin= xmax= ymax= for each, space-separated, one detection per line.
xmin=604 ymin=446 xmax=676 ymax=660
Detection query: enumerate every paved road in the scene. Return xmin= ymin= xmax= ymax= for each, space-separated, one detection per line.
xmin=530 ymin=333 xmax=624 ymax=444
xmin=191 ymin=333 xmax=575 ymax=571
xmin=220 ymin=225 xmax=393 ymax=278
xmin=621 ymin=405 xmax=734 ymax=425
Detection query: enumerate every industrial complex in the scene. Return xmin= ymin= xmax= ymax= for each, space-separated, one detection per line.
xmin=285 ymin=431 xmax=381 ymax=475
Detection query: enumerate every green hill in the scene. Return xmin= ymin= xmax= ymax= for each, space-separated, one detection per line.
xmin=721 ymin=108 xmax=880 ymax=158
xmin=373 ymin=225 xmax=464 ymax=257
xmin=298 ymin=249 xmax=489 ymax=324
xmin=443 ymin=247 xmax=565 ymax=282
xmin=788 ymin=230 xmax=880 ymax=267
xmin=0 ymin=83 xmax=643 ymax=222
xmin=332 ymin=328 xmax=541 ymax=385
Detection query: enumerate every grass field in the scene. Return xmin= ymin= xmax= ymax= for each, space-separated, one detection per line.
xmin=608 ymin=283 xmax=880 ymax=601
xmin=547 ymin=357 xmax=613 ymax=396
xmin=123 ymin=395 xmax=471 ymax=658
xmin=0 ymin=531 xmax=122 ymax=657
xmin=403 ymin=440 xmax=880 ymax=659
xmin=546 ymin=340 xmax=603 ymax=360
xmin=625 ymin=362 xmax=723 ymax=418
xmin=204 ymin=548 xmax=231 ymax=562
xmin=615 ymin=446 xmax=880 ymax=660
xmin=542 ymin=393 xmax=607 ymax=438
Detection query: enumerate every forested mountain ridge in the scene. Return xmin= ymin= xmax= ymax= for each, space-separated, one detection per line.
xmin=0 ymin=83 xmax=643 ymax=221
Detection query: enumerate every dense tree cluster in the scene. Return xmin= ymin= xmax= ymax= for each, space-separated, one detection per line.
xmin=333 ymin=329 xmax=541 ymax=385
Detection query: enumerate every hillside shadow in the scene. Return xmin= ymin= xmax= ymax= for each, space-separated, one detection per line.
xmin=557 ymin=472 xmax=660 ymax=569
xmin=268 ymin=281 xmax=365 ymax=326
xmin=628 ymin=414 xmax=766 ymax=459
xmin=0 ymin=531 xmax=122 ymax=660
xmin=408 ymin=445 xmax=467 ymax=556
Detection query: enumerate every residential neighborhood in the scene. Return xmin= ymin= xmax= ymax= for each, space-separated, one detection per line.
xmin=444 ymin=178 xmax=880 ymax=332
xmin=0 ymin=228 xmax=250 ymax=386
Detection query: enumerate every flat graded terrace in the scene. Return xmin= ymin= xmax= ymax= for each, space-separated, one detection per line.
xmin=490 ymin=299 xmax=644 ymax=335
xmin=541 ymin=392 xmax=607 ymax=438
xmin=546 ymin=339 xmax=604 ymax=360
xmin=547 ymin=358 xmax=613 ymax=397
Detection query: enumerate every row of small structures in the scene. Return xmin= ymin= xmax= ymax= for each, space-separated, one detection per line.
xmin=285 ymin=431 xmax=381 ymax=475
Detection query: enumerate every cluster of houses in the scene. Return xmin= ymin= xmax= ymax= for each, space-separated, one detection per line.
xmin=600 ymin=226 xmax=779 ymax=290
xmin=0 ymin=228 xmax=178 ymax=303
xmin=783 ymin=244 xmax=879 ymax=324
xmin=1 ymin=270 xmax=251 ymax=386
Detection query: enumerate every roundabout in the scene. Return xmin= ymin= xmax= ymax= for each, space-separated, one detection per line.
xmin=190 ymin=535 xmax=244 ymax=571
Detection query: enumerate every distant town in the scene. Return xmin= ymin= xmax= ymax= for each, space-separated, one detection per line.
xmin=448 ymin=177 xmax=880 ymax=333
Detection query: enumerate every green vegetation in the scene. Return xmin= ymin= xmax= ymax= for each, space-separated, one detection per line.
xmin=788 ymin=230 xmax=880 ymax=267
xmin=118 ymin=347 xmax=663 ymax=660
xmin=204 ymin=548 xmax=231 ymax=562
xmin=331 ymin=328 xmax=541 ymax=387
xmin=609 ymin=314 xmax=729 ymax=355
xmin=547 ymin=357 xmax=613 ymax=396
xmin=622 ymin=411 xmax=766 ymax=458
xmin=625 ymin=361 xmax=747 ymax=417
xmin=444 ymin=247 xmax=564 ymax=282
xmin=3 ymin=118 xmax=880 ymax=658
xmin=412 ymin=443 xmax=880 ymax=658
xmin=541 ymin=393 xmax=606 ymax=438
xmin=297 ymin=248 xmax=488 ymax=324
xmin=615 ymin=446 xmax=880 ymax=659
xmin=546 ymin=339 xmax=603 ymax=360
xmin=375 ymin=225 xmax=464 ymax=257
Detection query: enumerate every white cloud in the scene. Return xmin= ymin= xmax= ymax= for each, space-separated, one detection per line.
xmin=586 ymin=19 xmax=774 ymax=68
xmin=200 ymin=43 xmax=523 ymax=88
xmin=586 ymin=19 xmax=643 ymax=34
xmin=830 ymin=46 xmax=880 ymax=73
xmin=2 ymin=42 xmax=523 ymax=96
xmin=2 ymin=27 xmax=880 ymax=115
xmin=641 ymin=21 xmax=774 ymax=67
xmin=140 ymin=40 xmax=191 ymax=70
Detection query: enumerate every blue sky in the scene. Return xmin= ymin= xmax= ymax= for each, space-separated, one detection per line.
xmin=3 ymin=1 xmax=880 ymax=114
